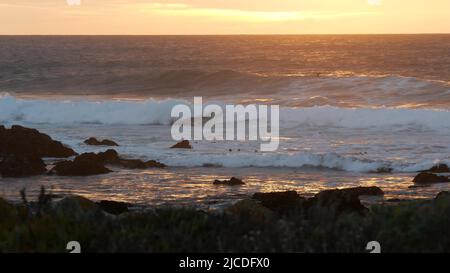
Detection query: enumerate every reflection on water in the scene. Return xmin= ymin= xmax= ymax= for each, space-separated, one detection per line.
xmin=1 ymin=167 xmax=449 ymax=209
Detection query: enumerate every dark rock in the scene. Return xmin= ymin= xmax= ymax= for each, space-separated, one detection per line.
xmin=50 ymin=149 xmax=165 ymax=175
xmin=303 ymin=188 xmax=369 ymax=216
xmin=54 ymin=195 xmax=101 ymax=219
xmin=97 ymin=149 xmax=120 ymax=163
xmin=0 ymin=155 xmax=47 ymax=177
xmin=225 ymin=199 xmax=274 ymax=221
xmin=252 ymin=191 xmax=304 ymax=213
xmin=50 ymin=153 xmax=112 ymax=176
xmin=434 ymin=191 xmax=450 ymax=202
xmin=0 ymin=125 xmax=76 ymax=158
xmin=339 ymin=186 xmax=384 ymax=197
xmin=99 ymin=149 xmax=165 ymax=169
xmin=84 ymin=137 xmax=119 ymax=147
xmin=371 ymin=167 xmax=393 ymax=173
xmin=422 ymin=164 xmax=450 ymax=173
xmin=213 ymin=177 xmax=245 ymax=186
xmin=170 ymin=140 xmax=192 ymax=149
xmin=145 ymin=160 xmax=166 ymax=168
xmin=413 ymin=172 xmax=450 ymax=184
xmin=97 ymin=200 xmax=130 ymax=215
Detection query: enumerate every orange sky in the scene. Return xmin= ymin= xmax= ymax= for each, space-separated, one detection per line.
xmin=0 ymin=0 xmax=449 ymax=34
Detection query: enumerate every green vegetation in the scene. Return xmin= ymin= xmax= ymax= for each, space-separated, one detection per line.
xmin=1 ymin=188 xmax=450 ymax=253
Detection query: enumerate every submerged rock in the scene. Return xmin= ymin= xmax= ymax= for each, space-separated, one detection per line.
xmin=84 ymin=137 xmax=119 ymax=147
xmin=413 ymin=172 xmax=450 ymax=184
xmin=422 ymin=164 xmax=450 ymax=173
xmin=97 ymin=200 xmax=130 ymax=215
xmin=213 ymin=177 xmax=245 ymax=186
xmin=252 ymin=191 xmax=304 ymax=213
xmin=0 ymin=155 xmax=47 ymax=177
xmin=0 ymin=125 xmax=76 ymax=158
xmin=170 ymin=140 xmax=192 ymax=149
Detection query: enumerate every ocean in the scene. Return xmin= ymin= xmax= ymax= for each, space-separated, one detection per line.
xmin=1 ymin=35 xmax=450 ymax=208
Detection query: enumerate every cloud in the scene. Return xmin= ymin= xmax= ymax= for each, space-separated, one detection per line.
xmin=135 ymin=2 xmax=377 ymax=22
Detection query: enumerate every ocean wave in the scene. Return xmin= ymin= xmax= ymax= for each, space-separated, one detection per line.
xmin=1 ymin=94 xmax=450 ymax=130
xmin=156 ymin=151 xmax=450 ymax=173
xmin=3 ymin=69 xmax=450 ymax=108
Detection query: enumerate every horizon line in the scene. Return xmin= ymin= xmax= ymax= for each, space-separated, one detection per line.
xmin=1 ymin=33 xmax=450 ymax=36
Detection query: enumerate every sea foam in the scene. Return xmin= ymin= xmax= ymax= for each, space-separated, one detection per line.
xmin=1 ymin=94 xmax=450 ymax=130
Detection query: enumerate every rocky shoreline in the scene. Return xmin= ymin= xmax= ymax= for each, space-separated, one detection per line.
xmin=1 ymin=124 xmax=450 ymax=252
xmin=0 ymin=186 xmax=449 ymax=252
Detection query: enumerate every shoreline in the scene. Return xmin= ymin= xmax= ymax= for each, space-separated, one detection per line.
xmin=1 ymin=186 xmax=449 ymax=253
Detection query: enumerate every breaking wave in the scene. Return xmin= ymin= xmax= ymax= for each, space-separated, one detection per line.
xmin=1 ymin=94 xmax=450 ymax=130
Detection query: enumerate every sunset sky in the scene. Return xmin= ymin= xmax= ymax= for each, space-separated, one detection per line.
xmin=0 ymin=0 xmax=449 ymax=34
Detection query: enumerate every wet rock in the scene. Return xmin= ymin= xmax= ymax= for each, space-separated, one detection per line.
xmin=97 ymin=200 xmax=130 ymax=215
xmin=413 ymin=172 xmax=450 ymax=184
xmin=144 ymin=160 xmax=166 ymax=168
xmin=50 ymin=149 xmax=166 ymax=175
xmin=97 ymin=149 xmax=121 ymax=163
xmin=303 ymin=188 xmax=369 ymax=216
xmin=0 ymin=125 xmax=76 ymax=158
xmin=252 ymin=191 xmax=304 ymax=213
xmin=170 ymin=140 xmax=192 ymax=149
xmin=84 ymin=137 xmax=119 ymax=147
xmin=0 ymin=155 xmax=47 ymax=177
xmin=50 ymin=153 xmax=112 ymax=176
xmin=213 ymin=177 xmax=245 ymax=186
xmin=112 ymin=159 xmax=165 ymax=169
xmin=422 ymin=164 xmax=450 ymax=173
xmin=371 ymin=167 xmax=393 ymax=173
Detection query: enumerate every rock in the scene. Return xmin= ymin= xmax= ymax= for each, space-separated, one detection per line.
xmin=303 ymin=188 xmax=369 ymax=216
xmin=53 ymin=195 xmax=102 ymax=219
xmin=97 ymin=200 xmax=130 ymax=215
xmin=84 ymin=137 xmax=119 ymax=146
xmin=422 ymin=164 xmax=450 ymax=173
xmin=97 ymin=149 xmax=121 ymax=163
xmin=95 ymin=149 xmax=165 ymax=169
xmin=115 ymin=159 xmax=166 ymax=169
xmin=371 ymin=167 xmax=393 ymax=173
xmin=0 ymin=155 xmax=47 ymax=177
xmin=339 ymin=186 xmax=384 ymax=197
xmin=50 ymin=149 xmax=165 ymax=175
xmin=252 ymin=191 xmax=304 ymax=213
xmin=145 ymin=160 xmax=167 ymax=168
xmin=170 ymin=140 xmax=192 ymax=149
xmin=0 ymin=125 xmax=76 ymax=158
xmin=50 ymin=153 xmax=112 ymax=176
xmin=213 ymin=177 xmax=245 ymax=186
xmin=225 ymin=199 xmax=274 ymax=221
xmin=413 ymin=172 xmax=450 ymax=184
xmin=434 ymin=191 xmax=450 ymax=203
